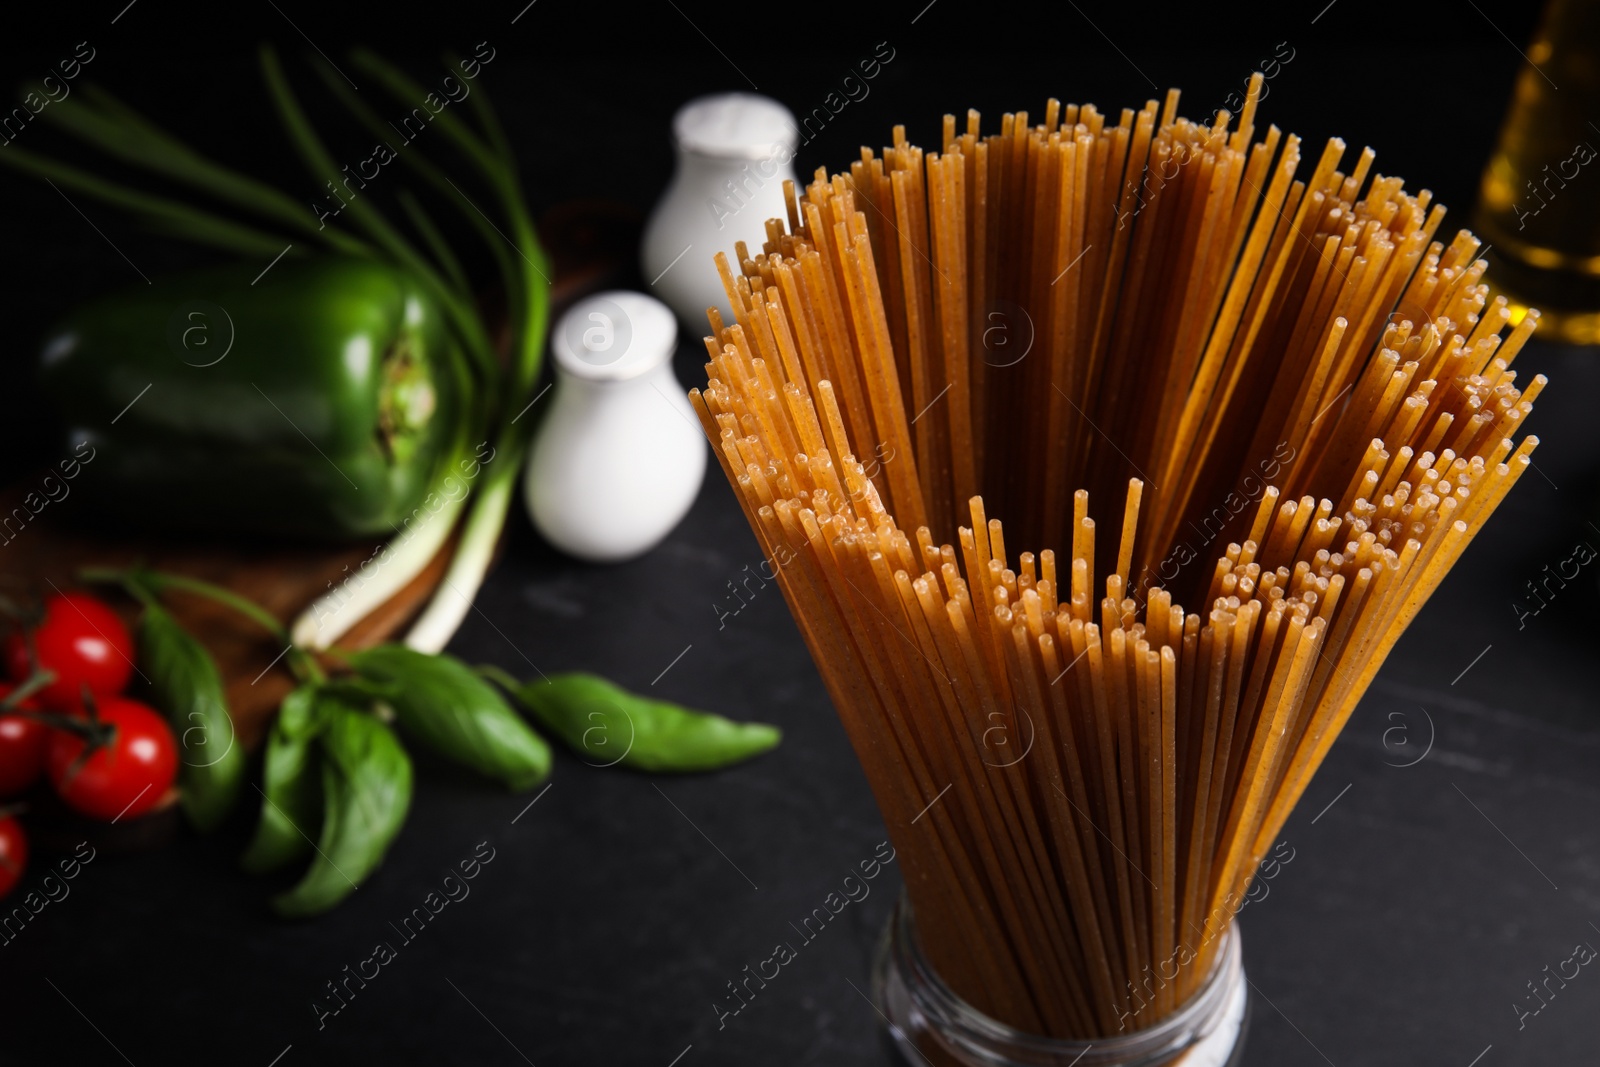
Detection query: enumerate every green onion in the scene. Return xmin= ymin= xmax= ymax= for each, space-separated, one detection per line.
xmin=3 ymin=47 xmax=551 ymax=653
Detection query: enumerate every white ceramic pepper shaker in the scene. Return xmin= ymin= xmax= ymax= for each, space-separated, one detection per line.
xmin=524 ymin=291 xmax=705 ymax=563
xmin=641 ymin=93 xmax=799 ymax=329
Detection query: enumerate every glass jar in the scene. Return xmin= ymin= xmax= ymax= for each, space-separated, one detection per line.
xmin=872 ymin=893 xmax=1249 ymax=1067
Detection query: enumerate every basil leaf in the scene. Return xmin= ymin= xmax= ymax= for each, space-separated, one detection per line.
xmin=348 ymin=645 xmax=550 ymax=790
xmin=240 ymin=685 xmax=322 ymax=875
xmin=510 ymin=672 xmax=780 ymax=773
xmin=272 ymin=702 xmax=412 ymax=918
xmin=139 ymin=602 xmax=245 ymax=832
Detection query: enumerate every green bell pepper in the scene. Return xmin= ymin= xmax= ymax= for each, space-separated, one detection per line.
xmin=39 ymin=256 xmax=464 ymax=539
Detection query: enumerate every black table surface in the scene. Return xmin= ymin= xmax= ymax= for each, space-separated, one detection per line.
xmin=2 ymin=2 xmax=1594 ymax=1065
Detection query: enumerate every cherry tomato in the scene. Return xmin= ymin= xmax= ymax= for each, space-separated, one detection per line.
xmin=4 ymin=591 xmax=135 ymax=712
xmin=47 ymin=697 xmax=176 ymax=822
xmin=0 ymin=684 xmax=48 ymax=797
xmin=0 ymin=814 xmax=26 ymax=899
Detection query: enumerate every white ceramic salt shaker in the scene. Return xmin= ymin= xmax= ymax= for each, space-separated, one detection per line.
xmin=641 ymin=93 xmax=799 ymax=329
xmin=524 ymin=291 xmax=706 ymax=563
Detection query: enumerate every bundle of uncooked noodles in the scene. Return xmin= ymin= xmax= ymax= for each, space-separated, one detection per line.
xmin=689 ymin=75 xmax=1543 ymax=1037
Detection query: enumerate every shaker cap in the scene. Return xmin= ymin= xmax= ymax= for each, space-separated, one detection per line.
xmin=552 ymin=290 xmax=679 ymax=383
xmin=672 ymin=93 xmax=798 ymax=159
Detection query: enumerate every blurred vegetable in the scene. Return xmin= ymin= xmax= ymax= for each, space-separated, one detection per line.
xmin=0 ymin=684 xmax=48 ymax=797
xmin=320 ymin=49 xmax=551 ymax=653
xmin=41 ymin=258 xmax=462 ymax=540
xmin=84 ymin=566 xmax=295 ymax=833
xmin=0 ymin=814 xmax=26 ymax=899
xmin=2 ymin=47 xmax=549 ymax=651
xmin=46 ymin=695 xmax=176 ymax=821
xmin=272 ymin=700 xmax=411 ymax=918
xmin=346 ymin=645 xmax=550 ymax=790
xmin=240 ymin=685 xmax=322 ymax=875
xmin=489 ymin=669 xmax=781 ymax=773
xmin=3 ymin=591 xmax=132 ymax=711
xmin=35 ymin=566 xmax=782 ymax=917
xmin=136 ymin=602 xmax=245 ymax=832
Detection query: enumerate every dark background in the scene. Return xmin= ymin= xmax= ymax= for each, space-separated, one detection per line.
xmin=3 ymin=1 xmax=1597 ymax=1065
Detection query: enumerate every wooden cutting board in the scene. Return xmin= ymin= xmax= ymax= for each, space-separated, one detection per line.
xmin=0 ymin=201 xmax=641 ymax=749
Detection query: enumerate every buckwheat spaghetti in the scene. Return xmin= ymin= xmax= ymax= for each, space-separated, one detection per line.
xmin=690 ymin=75 xmax=1543 ymax=1039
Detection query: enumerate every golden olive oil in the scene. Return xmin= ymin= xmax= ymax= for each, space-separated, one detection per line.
xmin=1473 ymin=0 xmax=1600 ymax=343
